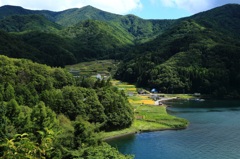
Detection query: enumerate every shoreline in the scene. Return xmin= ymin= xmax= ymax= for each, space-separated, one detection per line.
xmin=104 ymin=126 xmax=188 ymax=141
xmin=104 ymin=82 xmax=190 ymax=142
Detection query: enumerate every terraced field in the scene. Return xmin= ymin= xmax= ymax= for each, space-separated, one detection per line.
xmin=65 ymin=60 xmax=119 ymax=77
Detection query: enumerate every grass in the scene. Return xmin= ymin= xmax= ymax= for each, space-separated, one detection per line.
xmin=162 ymin=94 xmax=195 ymax=99
xmin=102 ymin=80 xmax=189 ymax=140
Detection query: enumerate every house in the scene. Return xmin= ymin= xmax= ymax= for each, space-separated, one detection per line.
xmin=154 ymin=100 xmax=163 ymax=106
xmin=96 ymin=74 xmax=102 ymax=80
xmin=151 ymin=88 xmax=158 ymax=93
xmin=194 ymin=93 xmax=201 ymax=96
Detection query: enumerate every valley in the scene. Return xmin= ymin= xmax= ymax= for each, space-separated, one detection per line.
xmin=0 ymin=3 xmax=240 ymax=159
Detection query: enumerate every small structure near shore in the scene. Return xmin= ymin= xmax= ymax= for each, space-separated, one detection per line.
xmin=155 ymin=100 xmax=163 ymax=106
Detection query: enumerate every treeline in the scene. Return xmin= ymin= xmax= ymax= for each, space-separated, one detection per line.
xmin=0 ymin=55 xmax=133 ymax=158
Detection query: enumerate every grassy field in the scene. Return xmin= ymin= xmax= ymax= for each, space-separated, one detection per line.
xmin=161 ymin=94 xmax=195 ymax=99
xmin=102 ymin=103 xmax=188 ymax=139
xmin=102 ymin=80 xmax=189 ymax=139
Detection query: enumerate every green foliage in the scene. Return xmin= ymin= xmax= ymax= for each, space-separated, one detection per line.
xmin=116 ymin=13 xmax=240 ymax=98
xmin=0 ymin=14 xmax=62 ymax=33
xmin=0 ymin=4 xmax=176 ymax=66
xmin=4 ymin=83 xmax=15 ymax=101
xmin=0 ymin=131 xmax=55 ymax=159
xmin=31 ymin=101 xmax=58 ymax=132
xmin=19 ymin=31 xmax=77 ymax=66
xmin=81 ymin=143 xmax=134 ymax=159
xmin=0 ymin=102 xmax=7 ymax=141
xmin=97 ymin=88 xmax=134 ymax=131
xmin=0 ymin=55 xmax=134 ymax=158
xmin=1 ymin=3 xmax=240 ymax=157
xmin=5 ymin=99 xmax=20 ymax=122
xmin=74 ymin=117 xmax=100 ymax=149
xmin=56 ymin=114 xmax=75 ymax=149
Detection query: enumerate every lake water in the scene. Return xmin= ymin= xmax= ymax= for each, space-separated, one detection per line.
xmin=107 ymin=100 xmax=240 ymax=159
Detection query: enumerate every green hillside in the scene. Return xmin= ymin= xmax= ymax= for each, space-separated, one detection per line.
xmin=54 ymin=5 xmax=122 ymax=26
xmin=0 ymin=14 xmax=62 ymax=32
xmin=60 ymin=20 xmax=134 ymax=59
xmin=115 ymin=5 xmax=240 ymax=98
xmin=19 ymin=31 xmax=77 ymax=66
xmin=0 ymin=5 xmax=33 ymax=18
xmin=0 ymin=4 xmax=239 ymax=98
xmin=0 ymin=5 xmax=174 ymax=43
xmin=188 ymin=4 xmax=240 ymax=37
xmin=0 ymin=30 xmax=47 ymax=62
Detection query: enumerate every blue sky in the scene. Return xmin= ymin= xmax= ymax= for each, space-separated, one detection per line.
xmin=0 ymin=0 xmax=239 ymax=19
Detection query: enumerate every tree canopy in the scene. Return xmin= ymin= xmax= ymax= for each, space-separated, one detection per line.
xmin=0 ymin=55 xmax=133 ymax=158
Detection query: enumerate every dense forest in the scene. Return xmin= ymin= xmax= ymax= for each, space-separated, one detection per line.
xmin=0 ymin=5 xmax=174 ymax=66
xmin=0 ymin=55 xmax=133 ymax=158
xmin=115 ymin=4 xmax=240 ymax=98
xmin=0 ymin=4 xmax=240 ymax=98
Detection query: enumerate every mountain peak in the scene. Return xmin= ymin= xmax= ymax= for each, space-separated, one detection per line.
xmin=0 ymin=5 xmax=32 ymax=19
xmin=82 ymin=5 xmax=96 ymax=9
xmin=0 ymin=5 xmax=23 ymax=9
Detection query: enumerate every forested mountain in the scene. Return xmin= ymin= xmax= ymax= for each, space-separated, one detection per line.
xmin=0 ymin=4 xmax=240 ymax=97
xmin=0 ymin=14 xmax=62 ymax=32
xmin=0 ymin=2 xmax=240 ymax=158
xmin=0 ymin=55 xmax=133 ymax=158
xmin=0 ymin=5 xmax=174 ymax=66
xmin=188 ymin=4 xmax=240 ymax=37
xmin=0 ymin=5 xmax=174 ymax=37
xmin=116 ymin=4 xmax=240 ymax=98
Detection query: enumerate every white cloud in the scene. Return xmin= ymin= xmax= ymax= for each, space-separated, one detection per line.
xmin=0 ymin=0 xmax=142 ymax=14
xmin=160 ymin=0 xmax=211 ymax=13
xmin=160 ymin=0 xmax=240 ymax=14
xmin=150 ymin=0 xmax=157 ymax=5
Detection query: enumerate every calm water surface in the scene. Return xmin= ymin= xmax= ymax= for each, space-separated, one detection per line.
xmin=108 ymin=100 xmax=240 ymax=159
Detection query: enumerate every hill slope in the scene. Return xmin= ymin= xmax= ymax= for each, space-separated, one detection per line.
xmin=190 ymin=4 xmax=240 ymax=36
xmin=0 ymin=4 xmax=240 ymax=98
xmin=0 ymin=14 xmax=62 ymax=32
xmin=0 ymin=5 xmax=175 ymax=42
xmin=0 ymin=5 xmax=174 ymax=66
xmin=115 ymin=4 xmax=240 ymax=98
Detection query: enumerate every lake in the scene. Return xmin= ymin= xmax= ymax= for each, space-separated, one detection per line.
xmin=107 ymin=100 xmax=240 ymax=159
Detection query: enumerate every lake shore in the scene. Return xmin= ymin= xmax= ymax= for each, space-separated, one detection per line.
xmin=103 ymin=103 xmax=189 ymax=141
xmin=103 ymin=81 xmax=190 ymax=142
xmin=104 ymin=125 xmax=188 ymax=141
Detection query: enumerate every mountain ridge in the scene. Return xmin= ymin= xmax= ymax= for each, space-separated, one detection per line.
xmin=0 ymin=4 xmax=240 ymax=97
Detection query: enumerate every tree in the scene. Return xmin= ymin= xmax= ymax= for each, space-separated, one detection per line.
xmin=4 ymin=83 xmax=15 ymax=101
xmin=97 ymin=88 xmax=134 ymax=131
xmin=0 ymin=131 xmax=55 ymax=159
xmin=84 ymin=90 xmax=106 ymax=123
xmin=74 ymin=117 xmax=99 ymax=149
xmin=5 ymin=99 xmax=20 ymax=123
xmin=30 ymin=101 xmax=58 ymax=144
xmin=0 ymin=102 xmax=7 ymax=142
